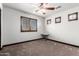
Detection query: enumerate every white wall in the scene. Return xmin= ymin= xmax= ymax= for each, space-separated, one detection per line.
xmin=3 ymin=5 xmax=79 ymax=47
xmin=0 ymin=3 xmax=3 ymax=48
xmin=0 ymin=4 xmax=2 ymax=9
xmin=2 ymin=6 xmax=45 ymax=46
xmin=45 ymin=6 xmax=79 ymax=46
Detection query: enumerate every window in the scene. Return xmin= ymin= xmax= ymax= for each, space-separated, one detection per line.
xmin=21 ymin=16 xmax=37 ymax=32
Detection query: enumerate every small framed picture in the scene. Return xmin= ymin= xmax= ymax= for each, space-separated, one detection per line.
xmin=68 ymin=12 xmax=78 ymax=21
xmin=47 ymin=19 xmax=51 ymax=24
xmin=55 ymin=17 xmax=61 ymax=23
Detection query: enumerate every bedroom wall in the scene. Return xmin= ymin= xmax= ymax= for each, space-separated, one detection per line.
xmin=2 ymin=6 xmax=45 ymax=46
xmin=0 ymin=3 xmax=2 ymax=48
xmin=1 ymin=3 xmax=3 ymax=48
xmin=45 ymin=6 xmax=79 ymax=46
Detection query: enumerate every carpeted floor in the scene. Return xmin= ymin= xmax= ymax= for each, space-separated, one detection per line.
xmin=0 ymin=39 xmax=79 ymax=56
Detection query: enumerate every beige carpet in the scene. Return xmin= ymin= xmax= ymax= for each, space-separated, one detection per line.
xmin=0 ymin=39 xmax=79 ymax=56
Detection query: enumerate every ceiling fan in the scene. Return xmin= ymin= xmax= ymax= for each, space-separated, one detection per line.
xmin=35 ymin=3 xmax=61 ymax=14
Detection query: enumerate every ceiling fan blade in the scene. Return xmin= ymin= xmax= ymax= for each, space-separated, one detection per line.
xmin=56 ymin=6 xmax=61 ymax=9
xmin=45 ymin=7 xmax=55 ymax=10
xmin=39 ymin=3 xmax=43 ymax=7
xmin=39 ymin=3 xmax=48 ymax=7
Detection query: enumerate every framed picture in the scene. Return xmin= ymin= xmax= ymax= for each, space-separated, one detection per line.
xmin=47 ymin=19 xmax=51 ymax=24
xmin=21 ymin=16 xmax=37 ymax=32
xmin=55 ymin=17 xmax=61 ymax=23
xmin=68 ymin=12 xmax=78 ymax=21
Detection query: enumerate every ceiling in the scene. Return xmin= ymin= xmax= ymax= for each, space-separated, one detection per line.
xmin=3 ymin=3 xmax=79 ymax=17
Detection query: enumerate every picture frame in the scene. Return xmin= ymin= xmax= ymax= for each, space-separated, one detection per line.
xmin=47 ymin=19 xmax=51 ymax=24
xmin=21 ymin=16 xmax=37 ymax=32
xmin=55 ymin=17 xmax=61 ymax=23
xmin=68 ymin=12 xmax=78 ymax=21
